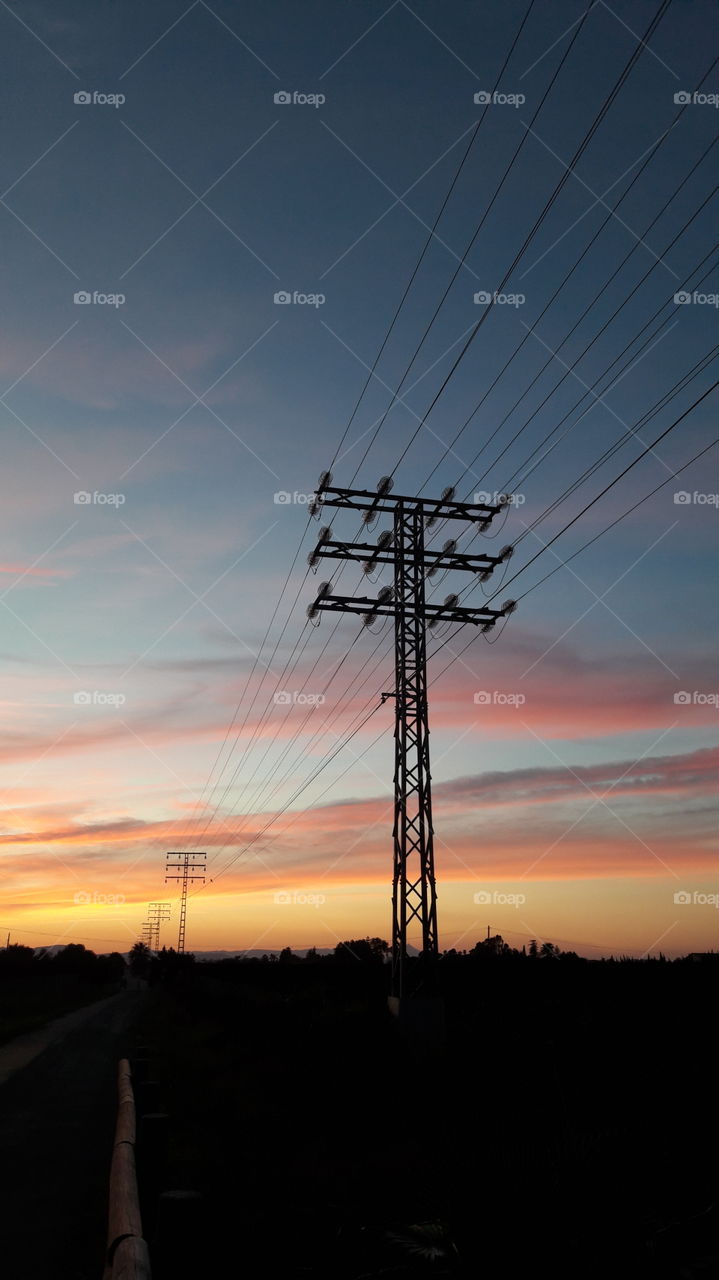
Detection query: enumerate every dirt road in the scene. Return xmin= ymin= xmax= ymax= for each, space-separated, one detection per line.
xmin=0 ymin=988 xmax=150 ymax=1279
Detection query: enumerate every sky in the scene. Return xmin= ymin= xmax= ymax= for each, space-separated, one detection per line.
xmin=1 ymin=0 xmax=718 ymax=960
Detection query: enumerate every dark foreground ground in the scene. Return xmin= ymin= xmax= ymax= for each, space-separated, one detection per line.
xmin=0 ymin=957 xmax=715 ymax=1279
xmin=0 ymin=988 xmax=150 ymax=1280
xmin=131 ymin=957 xmax=717 ymax=1280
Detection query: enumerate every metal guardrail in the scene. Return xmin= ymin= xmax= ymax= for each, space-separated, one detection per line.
xmin=104 ymin=1059 xmax=152 ymax=1279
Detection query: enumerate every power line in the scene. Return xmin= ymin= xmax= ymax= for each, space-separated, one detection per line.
xmin=176 ymin=0 xmax=540 ymax=852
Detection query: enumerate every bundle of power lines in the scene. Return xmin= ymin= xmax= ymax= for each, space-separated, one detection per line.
xmin=150 ymin=0 xmax=717 ymax=909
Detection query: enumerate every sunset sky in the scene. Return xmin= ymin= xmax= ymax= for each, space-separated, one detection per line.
xmin=1 ymin=0 xmax=718 ymax=960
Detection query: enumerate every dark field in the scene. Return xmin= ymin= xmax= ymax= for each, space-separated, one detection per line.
xmin=131 ymin=954 xmax=718 ymax=1279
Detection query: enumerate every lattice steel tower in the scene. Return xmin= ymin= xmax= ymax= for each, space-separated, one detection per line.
xmin=165 ymin=853 xmax=206 ymax=953
xmin=307 ymin=478 xmax=515 ymax=1000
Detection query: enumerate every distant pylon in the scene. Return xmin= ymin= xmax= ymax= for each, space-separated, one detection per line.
xmin=165 ymin=854 xmax=206 ymax=953
xmin=147 ymin=901 xmax=171 ymax=950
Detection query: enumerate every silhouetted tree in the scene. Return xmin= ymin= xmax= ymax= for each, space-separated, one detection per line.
xmin=335 ymin=937 xmax=390 ymax=964
xmin=540 ymin=941 xmax=560 ymax=960
xmin=0 ymin=943 xmax=35 ymax=974
xmin=129 ymin=941 xmax=151 ymax=978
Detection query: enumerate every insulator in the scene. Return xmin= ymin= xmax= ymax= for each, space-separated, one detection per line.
xmin=317 ymin=581 xmax=331 ymax=600
xmin=362 ymin=508 xmax=377 ymax=527
xmin=481 ymin=619 xmax=495 ymax=633
xmin=365 ymin=613 xmax=388 ymax=635
xmin=317 ymin=525 xmax=332 ymax=544
xmin=442 ymin=538 xmax=457 ymax=555
xmin=308 ymin=496 xmax=323 ymax=518
xmin=499 ymin=543 xmax=514 ymax=561
xmin=377 ymin=586 xmax=394 ymax=604
xmin=478 ymin=568 xmax=492 ymax=583
xmin=376 ymin=475 xmax=393 ymax=496
xmin=426 ymin=565 xmax=438 ymax=580
xmin=306 ymin=602 xmax=320 ymax=623
xmin=376 ymin=529 xmax=393 ymax=550
xmin=443 ymin=593 xmax=459 ymax=609
xmin=307 ymin=551 xmax=319 ymax=570
xmin=363 ymin=610 xmax=378 ymax=629
xmin=441 ymin=485 xmax=455 ymax=502
xmin=502 ymin=599 xmax=518 ymax=615
xmin=317 ymin=470 xmax=332 ymax=492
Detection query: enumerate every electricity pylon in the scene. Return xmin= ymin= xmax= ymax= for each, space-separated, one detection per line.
xmin=147 ymin=901 xmax=171 ymax=950
xmin=165 ymin=853 xmax=206 ymax=953
xmin=307 ymin=478 xmax=515 ymax=1001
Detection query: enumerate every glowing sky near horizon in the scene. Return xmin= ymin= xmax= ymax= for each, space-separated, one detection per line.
xmin=1 ymin=0 xmax=718 ymax=959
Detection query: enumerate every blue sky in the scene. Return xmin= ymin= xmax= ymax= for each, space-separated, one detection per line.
xmin=1 ymin=0 xmax=718 ymax=957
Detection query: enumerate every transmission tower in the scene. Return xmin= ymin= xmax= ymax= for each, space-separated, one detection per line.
xmin=139 ymin=922 xmax=154 ymax=949
xmin=146 ymin=901 xmax=171 ymax=950
xmin=307 ymin=478 xmax=515 ymax=1003
xmin=165 ymin=853 xmax=206 ymax=953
